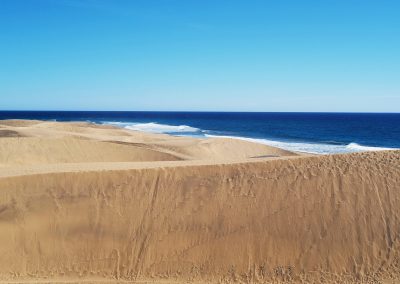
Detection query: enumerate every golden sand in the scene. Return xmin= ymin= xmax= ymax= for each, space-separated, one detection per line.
xmin=0 ymin=120 xmax=399 ymax=283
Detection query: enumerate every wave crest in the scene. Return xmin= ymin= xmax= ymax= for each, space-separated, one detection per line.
xmin=103 ymin=122 xmax=200 ymax=134
xmin=345 ymin=142 xmax=394 ymax=151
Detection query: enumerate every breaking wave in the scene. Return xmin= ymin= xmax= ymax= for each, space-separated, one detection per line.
xmin=102 ymin=121 xmax=200 ymax=134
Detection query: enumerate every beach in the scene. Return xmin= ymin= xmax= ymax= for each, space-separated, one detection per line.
xmin=0 ymin=120 xmax=399 ymax=283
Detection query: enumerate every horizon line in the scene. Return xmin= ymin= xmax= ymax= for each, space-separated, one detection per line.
xmin=0 ymin=110 xmax=399 ymax=114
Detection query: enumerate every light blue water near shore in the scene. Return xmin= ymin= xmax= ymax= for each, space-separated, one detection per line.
xmin=0 ymin=111 xmax=399 ymax=154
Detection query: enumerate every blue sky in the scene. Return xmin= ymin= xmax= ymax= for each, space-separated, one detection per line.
xmin=0 ymin=0 xmax=399 ymax=112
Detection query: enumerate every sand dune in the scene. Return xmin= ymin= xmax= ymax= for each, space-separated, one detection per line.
xmin=0 ymin=120 xmax=297 ymax=162
xmin=0 ymin=120 xmax=399 ymax=283
xmin=150 ymin=137 xmax=295 ymax=160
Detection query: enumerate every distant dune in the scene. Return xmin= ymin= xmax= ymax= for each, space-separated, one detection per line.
xmin=0 ymin=120 xmax=399 ymax=283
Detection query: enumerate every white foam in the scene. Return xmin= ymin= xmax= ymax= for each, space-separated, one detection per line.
xmin=102 ymin=121 xmax=200 ymax=134
xmin=345 ymin=142 xmax=394 ymax=152
xmin=204 ymin=134 xmax=396 ymax=154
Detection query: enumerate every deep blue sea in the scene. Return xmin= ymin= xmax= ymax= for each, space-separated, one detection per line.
xmin=0 ymin=111 xmax=399 ymax=154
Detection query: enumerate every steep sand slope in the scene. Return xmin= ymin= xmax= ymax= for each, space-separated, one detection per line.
xmin=0 ymin=151 xmax=399 ymax=283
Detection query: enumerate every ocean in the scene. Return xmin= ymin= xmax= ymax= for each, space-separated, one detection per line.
xmin=0 ymin=111 xmax=399 ymax=154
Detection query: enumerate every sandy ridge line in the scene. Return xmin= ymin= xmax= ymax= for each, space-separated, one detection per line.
xmin=0 ymin=155 xmax=305 ymax=179
xmin=1 ymin=150 xmax=398 ymax=179
xmin=0 ymin=280 xmax=185 ymax=284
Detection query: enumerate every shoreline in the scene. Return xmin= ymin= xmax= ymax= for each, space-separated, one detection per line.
xmin=2 ymin=117 xmax=398 ymax=154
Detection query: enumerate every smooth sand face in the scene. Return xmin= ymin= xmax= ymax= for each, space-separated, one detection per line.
xmin=0 ymin=120 xmax=399 ymax=283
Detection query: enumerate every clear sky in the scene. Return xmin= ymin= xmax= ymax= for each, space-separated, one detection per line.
xmin=0 ymin=0 xmax=399 ymax=112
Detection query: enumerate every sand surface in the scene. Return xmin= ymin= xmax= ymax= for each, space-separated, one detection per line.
xmin=0 ymin=120 xmax=399 ymax=283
